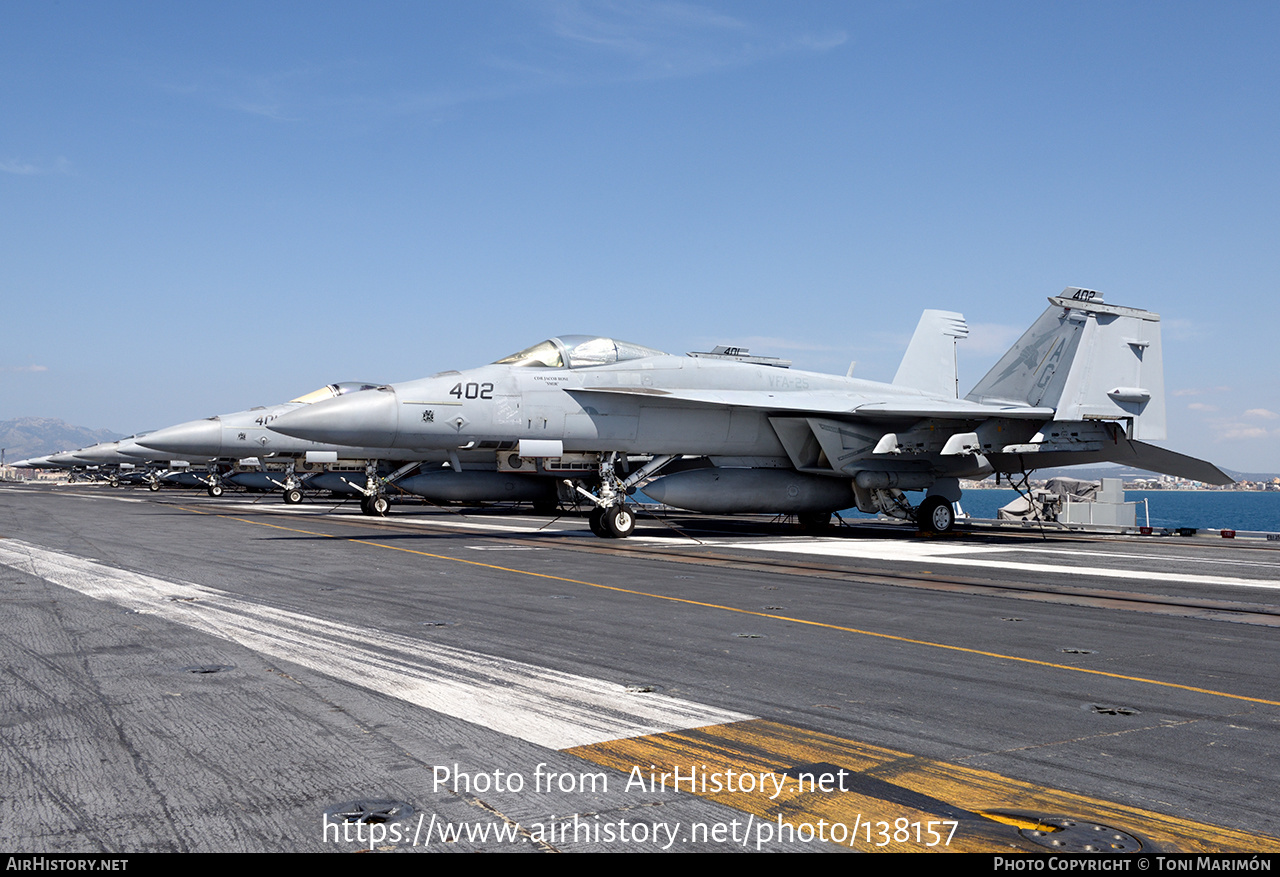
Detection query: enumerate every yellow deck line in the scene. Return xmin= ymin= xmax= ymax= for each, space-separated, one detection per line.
xmin=568 ymin=719 xmax=1278 ymax=853
xmin=173 ymin=505 xmax=1280 ymax=851
xmin=181 ymin=505 xmax=1280 ymax=709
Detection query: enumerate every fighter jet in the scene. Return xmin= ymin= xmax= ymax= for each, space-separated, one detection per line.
xmin=63 ymin=435 xmax=193 ymax=488
xmin=11 ymin=455 xmax=73 ymax=471
xmin=138 ymin=382 xmax=412 ymax=506
xmin=271 ymin=288 xmax=1231 ymax=537
xmin=138 ymin=382 xmax=561 ymax=513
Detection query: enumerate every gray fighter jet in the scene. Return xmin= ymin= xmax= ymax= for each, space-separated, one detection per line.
xmin=64 ymin=435 xmax=194 ymax=489
xmin=9 ymin=436 xmax=173 ymax=488
xmin=138 ymin=382 xmax=560 ymax=513
xmin=271 ymin=289 xmax=1231 ymax=537
xmin=139 ymin=382 xmax=418 ymax=507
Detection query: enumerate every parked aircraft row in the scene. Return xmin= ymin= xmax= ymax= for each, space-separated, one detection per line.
xmin=15 ymin=288 xmax=1231 ymax=537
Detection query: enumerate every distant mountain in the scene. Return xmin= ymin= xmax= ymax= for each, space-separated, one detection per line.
xmin=0 ymin=417 xmax=124 ymax=462
xmin=1199 ymin=468 xmax=1277 ymax=484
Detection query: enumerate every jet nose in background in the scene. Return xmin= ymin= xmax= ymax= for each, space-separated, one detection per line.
xmin=272 ymin=386 xmax=400 ymax=448
xmin=138 ymin=419 xmax=224 ymax=457
xmin=71 ymin=446 xmax=125 ymax=464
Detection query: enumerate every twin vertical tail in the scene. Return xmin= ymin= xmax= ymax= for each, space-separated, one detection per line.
xmin=892 ymin=309 xmax=970 ymax=399
xmin=965 ymin=287 xmax=1167 ymax=440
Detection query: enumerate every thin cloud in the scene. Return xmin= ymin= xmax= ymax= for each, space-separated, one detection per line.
xmin=1216 ymin=425 xmax=1275 ymax=441
xmin=0 ymin=157 xmax=71 ymax=175
xmin=160 ymin=68 xmax=317 ymax=122
xmin=1 ymin=365 xmax=49 ymax=373
xmin=1207 ymin=411 xmax=1280 ymax=442
xmin=963 ymin=322 xmax=1024 ymax=356
xmin=1172 ymin=386 xmax=1232 ymax=397
xmin=509 ymin=0 xmax=849 ymax=88
xmin=547 ymin=0 xmax=747 ymax=58
xmin=540 ymin=0 xmax=847 ymax=81
xmin=158 ymin=4 xmax=846 ymax=122
xmin=1162 ymin=318 xmax=1200 ymax=341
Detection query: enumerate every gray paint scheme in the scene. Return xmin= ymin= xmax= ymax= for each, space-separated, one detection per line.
xmin=267 ymin=289 xmax=1231 ymax=534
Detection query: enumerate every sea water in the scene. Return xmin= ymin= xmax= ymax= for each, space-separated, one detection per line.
xmin=931 ymin=489 xmax=1280 ymax=533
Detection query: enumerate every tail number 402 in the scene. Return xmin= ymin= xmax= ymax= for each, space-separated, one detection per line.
xmin=449 ymin=382 xmax=494 ymax=400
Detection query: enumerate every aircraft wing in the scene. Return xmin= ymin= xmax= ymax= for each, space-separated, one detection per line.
xmin=572 ymin=386 xmax=1231 ymax=484
xmin=570 ymin=386 xmax=1054 ymax=420
xmin=850 ymin=401 xmax=1055 ymax=419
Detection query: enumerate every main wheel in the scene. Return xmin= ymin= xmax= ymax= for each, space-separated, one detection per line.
xmin=917 ymin=496 xmax=955 ymax=533
xmin=283 ymin=488 xmax=303 ymax=505
xmin=207 ymin=484 xmax=223 ymax=498
xmin=604 ymin=505 xmax=635 ymax=538
xmin=588 ymin=506 xmax=609 ymax=537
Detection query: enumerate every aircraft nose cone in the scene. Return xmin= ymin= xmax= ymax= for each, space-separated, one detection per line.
xmin=272 ymin=387 xmax=400 ymax=448
xmin=139 ymin=419 xmax=225 ymax=457
xmin=114 ymin=439 xmax=151 ymax=461
xmin=72 ymin=448 xmax=115 ymax=464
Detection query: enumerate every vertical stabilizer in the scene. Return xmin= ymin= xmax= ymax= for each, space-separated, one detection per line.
xmin=966 ymin=288 xmax=1166 ymax=440
xmin=892 ymin=310 xmax=969 ymax=398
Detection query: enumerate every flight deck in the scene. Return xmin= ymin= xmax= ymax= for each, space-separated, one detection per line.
xmin=2 ymin=483 xmax=1278 ymax=853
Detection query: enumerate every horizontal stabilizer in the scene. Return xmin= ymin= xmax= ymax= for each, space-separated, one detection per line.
xmin=988 ymin=439 xmax=1233 ymax=485
xmin=1118 ymin=440 xmax=1233 ymax=485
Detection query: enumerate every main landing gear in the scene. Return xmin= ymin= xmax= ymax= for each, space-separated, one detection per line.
xmin=858 ymin=482 xmax=959 ymax=535
xmin=915 ymin=495 xmax=956 ymax=534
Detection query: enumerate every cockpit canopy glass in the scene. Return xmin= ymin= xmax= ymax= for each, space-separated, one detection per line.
xmin=493 ymin=336 xmax=666 ymax=369
xmin=493 ymin=340 xmax=563 ymax=368
xmin=288 ymin=382 xmax=381 ymax=404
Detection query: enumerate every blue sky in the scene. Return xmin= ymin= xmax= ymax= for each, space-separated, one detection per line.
xmin=3 ymin=1 xmax=1278 ymax=471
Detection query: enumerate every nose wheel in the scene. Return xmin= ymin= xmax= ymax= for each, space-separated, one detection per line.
xmin=360 ymin=495 xmax=390 ymax=516
xmin=589 ymin=504 xmax=635 ymax=538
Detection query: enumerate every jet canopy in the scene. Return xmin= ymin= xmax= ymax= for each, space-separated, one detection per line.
xmin=493 ymin=336 xmax=666 ymax=369
xmin=288 ymin=382 xmax=382 ymax=404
